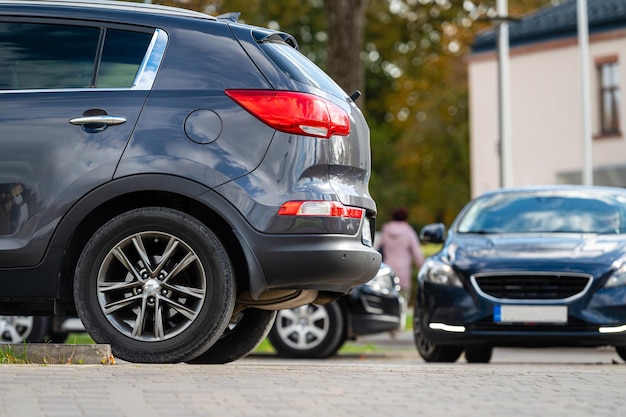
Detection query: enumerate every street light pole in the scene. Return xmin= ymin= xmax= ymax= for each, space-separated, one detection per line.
xmin=497 ymin=0 xmax=513 ymax=189
xmin=578 ymin=0 xmax=593 ymax=185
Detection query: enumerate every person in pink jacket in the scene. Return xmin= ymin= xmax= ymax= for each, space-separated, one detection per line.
xmin=375 ymin=207 xmax=425 ymax=299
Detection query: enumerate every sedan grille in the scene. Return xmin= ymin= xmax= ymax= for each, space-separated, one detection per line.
xmin=471 ymin=273 xmax=592 ymax=302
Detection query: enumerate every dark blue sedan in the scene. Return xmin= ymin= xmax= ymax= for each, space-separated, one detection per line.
xmin=414 ymin=185 xmax=626 ymax=363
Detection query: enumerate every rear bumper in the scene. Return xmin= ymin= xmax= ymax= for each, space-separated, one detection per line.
xmin=238 ymin=228 xmax=382 ymax=297
xmin=197 ymin=183 xmax=382 ymax=297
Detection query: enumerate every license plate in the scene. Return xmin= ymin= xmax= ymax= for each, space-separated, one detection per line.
xmin=494 ymin=305 xmax=567 ymax=324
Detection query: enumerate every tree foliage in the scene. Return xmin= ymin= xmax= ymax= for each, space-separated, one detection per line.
xmin=143 ymin=0 xmax=558 ymax=227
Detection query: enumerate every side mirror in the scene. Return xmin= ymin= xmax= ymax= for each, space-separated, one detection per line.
xmin=420 ymin=223 xmax=446 ymax=244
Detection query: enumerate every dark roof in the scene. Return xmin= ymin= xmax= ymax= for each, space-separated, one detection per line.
xmin=472 ymin=0 xmax=626 ymax=53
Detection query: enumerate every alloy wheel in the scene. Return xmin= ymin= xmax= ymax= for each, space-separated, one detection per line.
xmin=274 ymin=304 xmax=330 ymax=351
xmin=96 ymin=231 xmax=206 ymax=341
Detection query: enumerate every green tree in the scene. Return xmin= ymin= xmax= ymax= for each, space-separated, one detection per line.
xmin=364 ymin=1 xmax=476 ymax=226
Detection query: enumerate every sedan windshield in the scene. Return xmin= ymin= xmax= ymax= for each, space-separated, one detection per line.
xmin=457 ymin=192 xmax=626 ymax=234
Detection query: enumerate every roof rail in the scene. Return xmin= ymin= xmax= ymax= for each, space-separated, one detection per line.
xmin=0 ymin=0 xmax=217 ymax=21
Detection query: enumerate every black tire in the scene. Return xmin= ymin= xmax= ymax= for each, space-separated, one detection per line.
xmin=413 ymin=307 xmax=463 ymax=363
xmin=615 ymin=346 xmax=626 ymax=362
xmin=187 ymin=308 xmax=277 ymax=364
xmin=464 ymin=345 xmax=493 ymax=363
xmin=74 ymin=207 xmax=235 ymax=363
xmin=268 ymin=302 xmax=346 ymax=359
xmin=0 ymin=316 xmax=50 ymax=343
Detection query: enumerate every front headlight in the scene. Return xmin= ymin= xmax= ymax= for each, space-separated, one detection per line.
xmin=366 ymin=264 xmax=397 ymax=293
xmin=420 ymin=258 xmax=463 ymax=287
xmin=605 ymin=263 xmax=626 ymax=288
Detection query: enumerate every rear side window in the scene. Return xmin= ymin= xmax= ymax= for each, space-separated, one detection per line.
xmin=0 ymin=22 xmax=153 ymax=90
xmin=98 ymin=29 xmax=153 ymax=88
xmin=0 ymin=23 xmax=99 ymax=89
xmin=259 ymin=39 xmax=348 ymax=99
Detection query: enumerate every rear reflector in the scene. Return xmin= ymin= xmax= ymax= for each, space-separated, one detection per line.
xmin=278 ymin=201 xmax=363 ymax=219
xmin=225 ymin=89 xmax=350 ymax=139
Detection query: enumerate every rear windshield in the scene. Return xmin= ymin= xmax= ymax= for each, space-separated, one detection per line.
xmin=259 ymin=40 xmax=347 ymax=99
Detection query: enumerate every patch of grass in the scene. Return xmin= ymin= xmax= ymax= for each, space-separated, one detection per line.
xmin=0 ymin=344 xmax=30 ymax=364
xmin=339 ymin=342 xmax=383 ymax=354
xmin=64 ymin=333 xmax=95 ymax=345
xmin=253 ymin=337 xmax=276 ymax=354
xmin=252 ymin=338 xmax=385 ymax=356
xmin=404 ymin=311 xmax=413 ymax=330
xmin=421 ymin=243 xmax=443 ymax=258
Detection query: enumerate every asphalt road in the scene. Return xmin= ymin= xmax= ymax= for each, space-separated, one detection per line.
xmin=1 ymin=332 xmax=625 ymax=417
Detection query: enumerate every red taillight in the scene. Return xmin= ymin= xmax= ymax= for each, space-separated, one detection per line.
xmin=278 ymin=201 xmax=363 ymax=219
xmin=225 ymin=89 xmax=350 ymax=139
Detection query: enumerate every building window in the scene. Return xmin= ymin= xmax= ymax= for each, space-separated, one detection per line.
xmin=597 ymin=58 xmax=620 ymax=136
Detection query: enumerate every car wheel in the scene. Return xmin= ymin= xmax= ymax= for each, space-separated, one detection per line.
xmin=74 ymin=207 xmax=235 ymax=363
xmin=615 ymin=346 xmax=626 ymax=362
xmin=0 ymin=316 xmax=49 ymax=343
xmin=268 ymin=301 xmax=346 ymax=359
xmin=187 ymin=308 xmax=277 ymax=364
xmin=413 ymin=309 xmax=463 ymax=363
xmin=464 ymin=345 xmax=493 ymax=363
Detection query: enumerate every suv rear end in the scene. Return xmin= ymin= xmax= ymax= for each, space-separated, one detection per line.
xmin=0 ymin=0 xmax=380 ymax=363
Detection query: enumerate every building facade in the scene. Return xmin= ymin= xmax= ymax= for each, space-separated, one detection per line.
xmin=467 ymin=0 xmax=626 ymax=197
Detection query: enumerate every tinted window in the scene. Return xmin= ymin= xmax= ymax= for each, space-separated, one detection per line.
xmin=98 ymin=29 xmax=153 ymax=88
xmin=0 ymin=23 xmax=99 ymax=89
xmin=0 ymin=23 xmax=153 ymax=90
xmin=260 ymin=40 xmax=348 ymax=99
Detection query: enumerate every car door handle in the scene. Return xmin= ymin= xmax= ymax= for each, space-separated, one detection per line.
xmin=69 ymin=115 xmax=127 ymax=126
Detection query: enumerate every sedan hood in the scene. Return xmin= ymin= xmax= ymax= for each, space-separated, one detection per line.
xmin=448 ymin=234 xmax=626 ymax=272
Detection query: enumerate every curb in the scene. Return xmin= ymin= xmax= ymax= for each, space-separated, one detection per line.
xmin=3 ymin=343 xmax=114 ymax=365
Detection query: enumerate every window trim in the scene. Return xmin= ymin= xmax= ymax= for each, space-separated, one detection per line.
xmin=132 ymin=28 xmax=167 ymax=90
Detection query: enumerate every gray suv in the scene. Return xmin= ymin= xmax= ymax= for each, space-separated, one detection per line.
xmin=0 ymin=0 xmax=380 ymax=363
